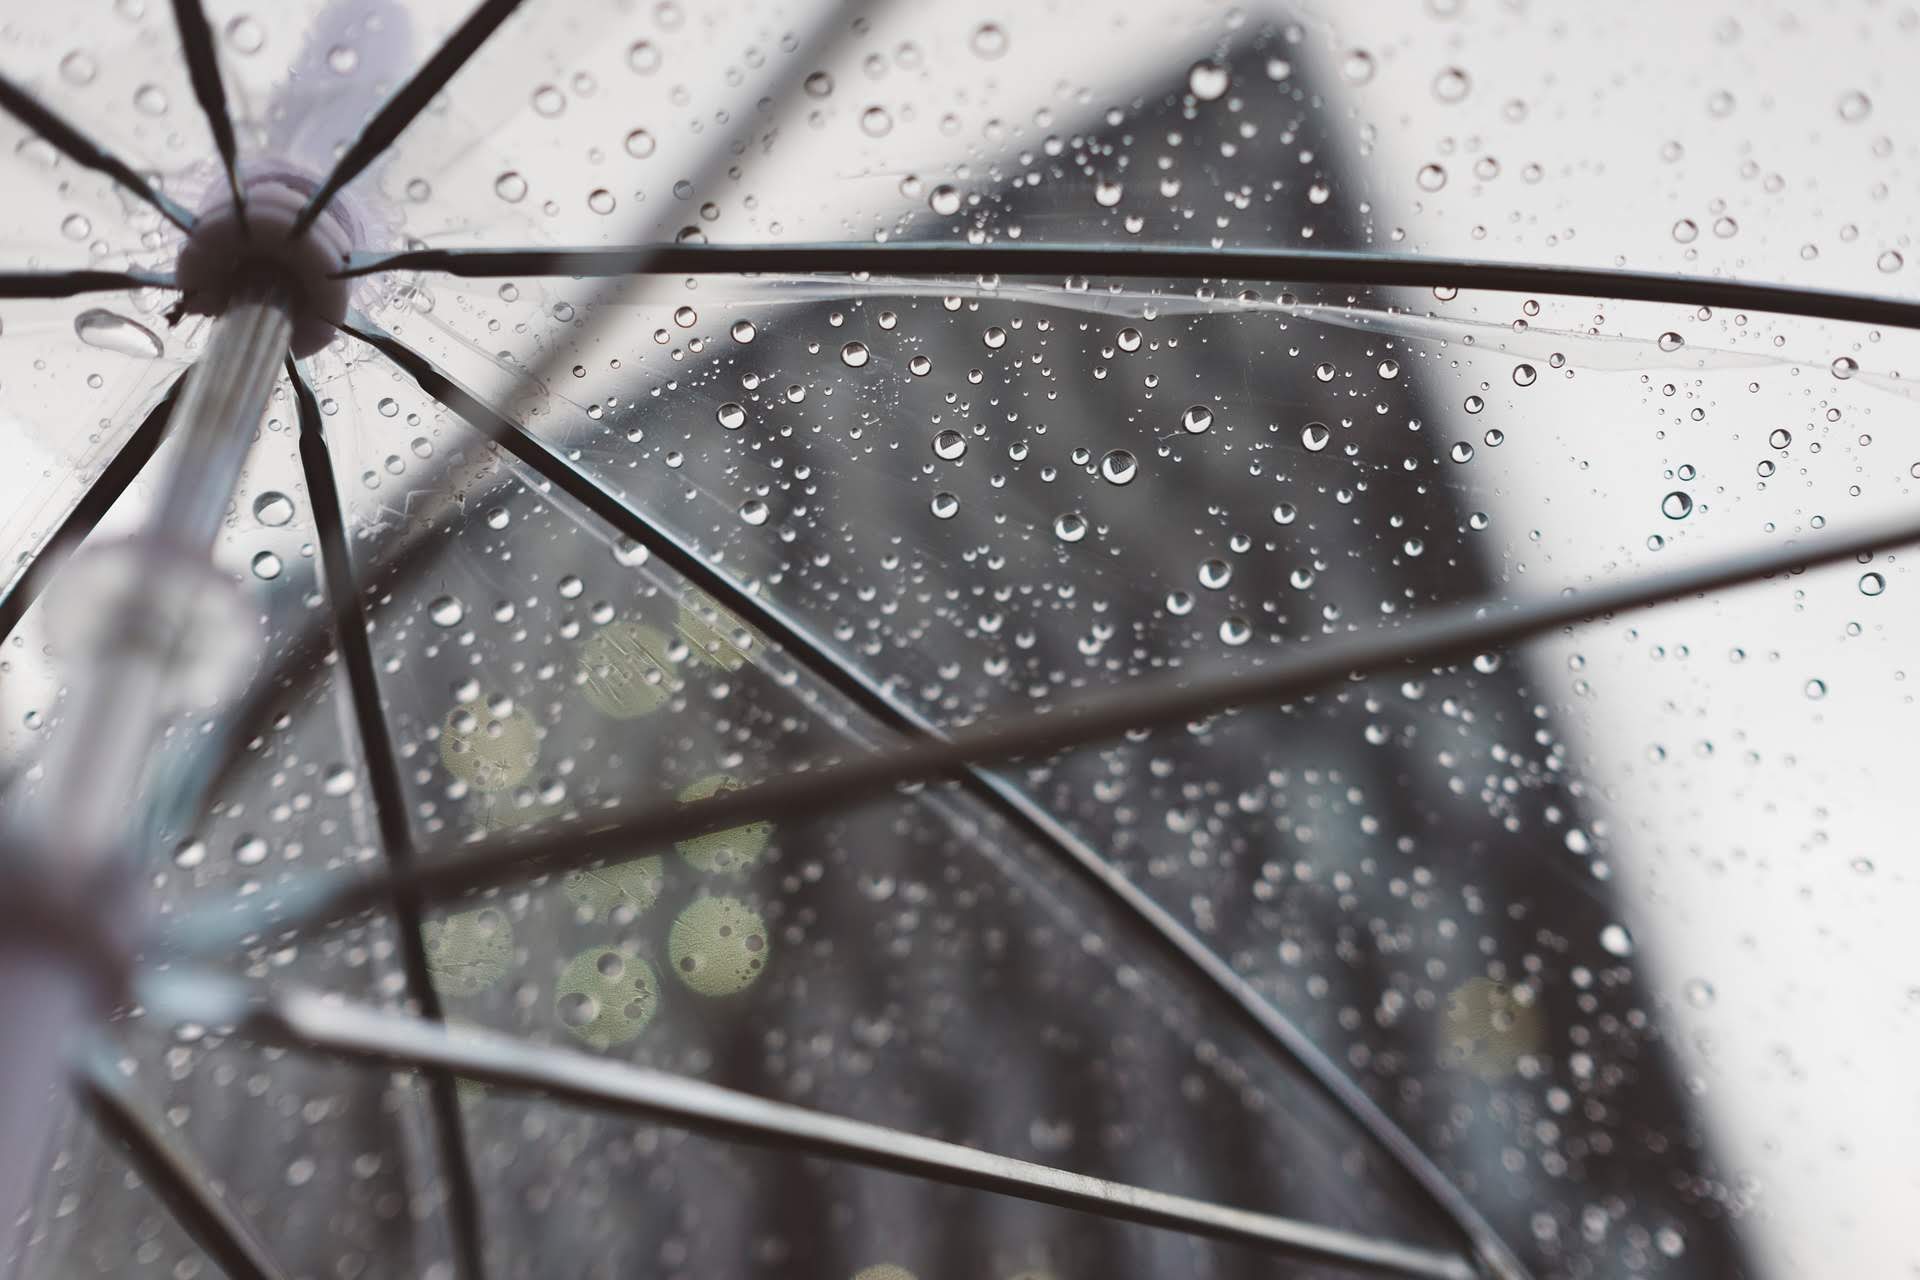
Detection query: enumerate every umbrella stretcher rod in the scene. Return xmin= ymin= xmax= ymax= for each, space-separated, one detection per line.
xmin=0 ymin=268 xmax=293 ymax=1251
xmin=141 ymin=973 xmax=1477 ymax=1280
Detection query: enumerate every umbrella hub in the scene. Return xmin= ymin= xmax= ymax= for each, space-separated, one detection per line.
xmin=175 ymin=175 xmax=357 ymax=357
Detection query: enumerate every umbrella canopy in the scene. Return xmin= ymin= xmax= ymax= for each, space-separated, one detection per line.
xmin=0 ymin=3 xmax=1915 ymax=1280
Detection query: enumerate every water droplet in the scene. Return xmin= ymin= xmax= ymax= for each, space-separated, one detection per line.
xmin=1462 ymin=394 xmax=1484 ymax=414
xmin=494 ymin=171 xmax=528 ymax=202
xmin=234 ymin=834 xmax=268 ymax=866
xmin=1053 ymin=512 xmax=1088 ymax=543
xmin=716 ymin=402 xmax=746 ymax=430
xmin=1220 ymin=616 xmax=1251 ymax=646
xmin=1683 ymin=978 xmax=1715 ymax=1008
xmin=1093 ymin=178 xmax=1123 ymax=208
xmin=982 ymin=327 xmax=1007 ymax=350
xmin=1837 ymin=89 xmax=1872 ymax=122
xmin=73 ymin=308 xmax=162 ymax=358
xmin=1416 ymin=163 xmax=1447 ymax=192
xmin=624 ymin=128 xmax=656 ymax=159
xmin=1301 ymin=422 xmax=1331 ymax=452
xmin=1661 ymin=491 xmax=1693 ymax=520
xmin=59 ymin=51 xmax=97 ymax=85
xmin=587 ymin=188 xmax=616 ymax=215
xmin=803 ymin=70 xmax=833 ymax=96
xmin=1432 ymin=67 xmax=1470 ymax=102
xmin=250 ymin=551 xmax=282 ymax=580
xmin=738 ymin=498 xmax=770 ymax=526
xmin=1512 ymin=363 xmax=1537 ymax=386
xmin=428 ymin=595 xmax=466 ymax=627
xmin=1769 ymin=428 xmax=1792 ymax=449
xmin=1181 ymin=404 xmax=1214 ymax=434
xmin=326 ymin=45 xmax=358 ymax=74
xmin=1658 ymin=331 xmax=1685 ymax=353
xmin=1832 ymin=355 xmax=1859 ymax=380
xmin=1672 ymin=218 xmax=1699 ymax=244
xmin=1342 ymin=49 xmax=1376 ymax=84
xmin=1117 ymin=328 xmax=1142 ymax=352
xmin=1878 ymin=249 xmax=1904 ymax=274
xmin=1188 ymin=60 xmax=1229 ymax=101
xmin=1198 ymin=558 xmax=1232 ymax=589
xmin=859 ymin=105 xmax=892 ymax=137
xmin=909 ymin=355 xmax=932 ymax=377
xmin=627 ymin=40 xmax=662 ymax=73
xmin=531 ymin=85 xmax=566 ymax=117
xmin=253 ymin=492 xmax=294 ymax=527
xmin=1272 ymin=502 xmax=1297 ymax=525
xmin=60 ymin=213 xmax=92 ymax=241
xmin=1859 ymin=571 xmax=1886 ymax=597
xmin=557 ymin=990 xmax=599 ymax=1027
xmin=840 ymin=340 xmax=870 ymax=368
xmin=1599 ymin=923 xmax=1634 ymax=957
xmin=932 ymin=428 xmax=967 ymax=460
xmin=1450 ymin=441 xmax=1475 ymax=463
xmin=929 ymin=185 xmax=961 ymax=216
xmin=322 ymin=764 xmax=356 ymax=797
xmin=225 ymin=15 xmax=264 ymax=54
xmin=970 ymin=23 xmax=1008 ymax=59
xmin=930 ymin=491 xmax=959 ymax=519
xmin=1804 ymin=677 xmax=1827 ymax=700
xmin=172 ymin=839 xmax=205 ymax=868
xmin=133 ymin=84 xmax=168 ymax=115
xmin=1099 ymin=449 xmax=1137 ymax=485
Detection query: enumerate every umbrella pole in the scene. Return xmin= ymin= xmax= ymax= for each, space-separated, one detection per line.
xmin=0 ymin=272 xmax=292 ymax=1266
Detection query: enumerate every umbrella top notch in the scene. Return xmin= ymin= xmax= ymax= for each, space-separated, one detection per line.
xmin=173 ymin=175 xmax=359 ymax=357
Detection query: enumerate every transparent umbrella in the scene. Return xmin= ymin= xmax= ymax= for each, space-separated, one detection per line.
xmin=1 ymin=4 xmax=1916 ymax=1280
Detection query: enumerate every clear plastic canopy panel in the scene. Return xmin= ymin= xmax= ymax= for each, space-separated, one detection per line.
xmin=0 ymin=2 xmax=1916 ymax=1280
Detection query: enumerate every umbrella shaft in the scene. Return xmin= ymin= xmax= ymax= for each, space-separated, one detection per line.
xmin=0 ymin=957 xmax=88 ymax=1272
xmin=35 ymin=271 xmax=294 ymax=854
xmin=0 ymin=274 xmax=293 ymax=1261
xmin=154 ymin=274 xmax=295 ymax=553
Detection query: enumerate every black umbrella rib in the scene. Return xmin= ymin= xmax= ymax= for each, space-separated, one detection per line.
xmin=0 ymin=379 xmax=181 ymax=644
xmin=76 ymin=1048 xmax=290 ymax=1280
xmin=287 ymin=364 xmax=489 ymax=1280
xmin=0 ymin=72 xmax=194 ymax=232
xmin=0 ymin=269 xmax=174 ymax=298
xmin=341 ymin=241 xmax=1920 ymax=332
xmin=169 ymin=0 xmax=247 ymax=231
xmin=341 ymin=314 xmax=1531 ymax=1278
xmin=203 ymin=497 xmax=1920 ymax=1280
xmin=240 ymin=504 xmax=1920 ymax=933
xmin=290 ymin=0 xmax=526 ymax=238
xmin=181 ymin=0 xmax=893 ymax=852
xmin=157 ymin=979 xmax=1475 ymax=1280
